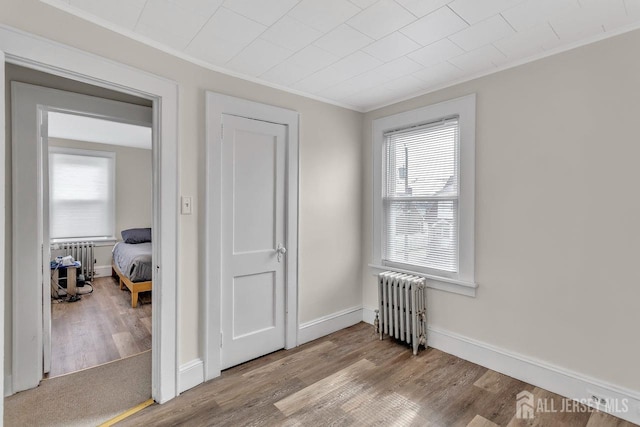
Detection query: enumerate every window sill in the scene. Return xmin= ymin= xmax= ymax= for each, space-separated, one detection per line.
xmin=368 ymin=264 xmax=477 ymax=297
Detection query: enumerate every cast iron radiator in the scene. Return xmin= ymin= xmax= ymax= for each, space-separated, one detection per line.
xmin=376 ymin=271 xmax=427 ymax=355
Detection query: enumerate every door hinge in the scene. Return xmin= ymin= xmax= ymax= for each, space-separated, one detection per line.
xmin=40 ymin=123 xmax=47 ymax=137
xmin=220 ymin=332 xmax=223 ymax=348
xmin=220 ymin=123 xmax=224 ymax=140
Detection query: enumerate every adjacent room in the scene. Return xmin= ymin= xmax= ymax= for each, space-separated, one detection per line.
xmin=1 ymin=0 xmax=639 ymax=426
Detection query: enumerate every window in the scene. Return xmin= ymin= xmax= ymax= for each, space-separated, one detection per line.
xmin=49 ymin=147 xmax=116 ymax=241
xmin=372 ymin=94 xmax=476 ymax=296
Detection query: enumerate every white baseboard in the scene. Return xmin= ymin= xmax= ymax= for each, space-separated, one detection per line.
xmin=94 ymin=265 xmax=112 ymax=278
xmin=298 ymin=306 xmax=363 ymax=345
xmin=362 ymin=305 xmax=377 ymax=325
xmin=179 ymin=359 xmax=204 ymax=394
xmin=361 ymin=307 xmax=640 ymax=425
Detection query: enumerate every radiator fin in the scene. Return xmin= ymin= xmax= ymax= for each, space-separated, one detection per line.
xmin=377 ymin=271 xmax=427 ymax=355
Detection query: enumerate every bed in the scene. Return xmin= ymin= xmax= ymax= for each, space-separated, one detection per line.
xmin=112 ymin=240 xmax=152 ymax=308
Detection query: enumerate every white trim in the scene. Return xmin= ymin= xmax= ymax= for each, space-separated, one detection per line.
xmin=361 ymin=307 xmax=640 ymax=425
xmin=372 ymin=94 xmax=476 ymax=295
xmin=204 ymin=92 xmax=299 ymax=381
xmin=35 ymin=0 xmax=640 ymax=115
xmin=178 ymin=359 xmax=204 ymax=394
xmin=0 ymin=49 xmax=5 ymax=418
xmin=94 ymin=265 xmax=112 ymax=278
xmin=368 ymin=264 xmax=477 ymax=297
xmin=298 ymin=306 xmax=363 ymax=345
xmin=0 ymin=24 xmax=179 ymax=404
xmin=3 ymin=375 xmax=11 ymax=398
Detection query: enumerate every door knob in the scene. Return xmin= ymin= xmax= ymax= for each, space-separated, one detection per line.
xmin=276 ymin=244 xmax=287 ymax=262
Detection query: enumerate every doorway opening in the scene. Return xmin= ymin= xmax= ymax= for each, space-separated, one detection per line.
xmin=6 ymin=64 xmax=159 ymax=419
xmin=46 ymin=109 xmax=153 ymax=378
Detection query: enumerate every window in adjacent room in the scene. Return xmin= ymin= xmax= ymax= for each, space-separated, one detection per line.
xmin=49 ymin=147 xmax=116 ymax=241
xmin=372 ymin=94 xmax=476 ymax=294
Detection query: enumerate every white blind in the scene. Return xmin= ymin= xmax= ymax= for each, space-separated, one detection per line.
xmin=383 ymin=117 xmax=459 ymax=273
xmin=49 ymin=148 xmax=115 ymax=240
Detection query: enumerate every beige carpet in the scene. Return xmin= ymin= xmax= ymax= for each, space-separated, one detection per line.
xmin=4 ymin=350 xmax=151 ymax=427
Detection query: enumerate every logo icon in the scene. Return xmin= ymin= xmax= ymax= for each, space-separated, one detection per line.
xmin=516 ymin=391 xmax=535 ymax=419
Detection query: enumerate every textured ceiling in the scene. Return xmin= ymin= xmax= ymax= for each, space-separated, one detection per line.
xmin=43 ymin=0 xmax=640 ymax=111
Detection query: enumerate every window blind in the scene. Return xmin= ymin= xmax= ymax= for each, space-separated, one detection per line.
xmin=49 ymin=148 xmax=115 ymax=240
xmin=383 ymin=117 xmax=459 ymax=273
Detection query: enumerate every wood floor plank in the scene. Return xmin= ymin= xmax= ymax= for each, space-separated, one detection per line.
xmin=48 ymin=277 xmax=151 ymax=378
xmin=275 ymin=359 xmax=377 ymax=416
xmin=587 ymin=410 xmax=638 ymax=427
xmin=468 ymin=414 xmax=500 ymax=427
xmin=117 ymin=323 xmax=634 ymax=427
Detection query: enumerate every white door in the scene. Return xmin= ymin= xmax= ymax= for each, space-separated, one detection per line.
xmin=220 ymin=114 xmax=287 ymax=370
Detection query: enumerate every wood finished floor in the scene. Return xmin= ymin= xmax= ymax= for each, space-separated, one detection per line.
xmin=118 ymin=323 xmax=633 ymax=427
xmin=48 ymin=276 xmax=152 ymax=378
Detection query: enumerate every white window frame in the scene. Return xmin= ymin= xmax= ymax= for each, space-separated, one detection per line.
xmin=49 ymin=146 xmax=116 ymax=243
xmin=371 ymin=94 xmax=477 ymax=297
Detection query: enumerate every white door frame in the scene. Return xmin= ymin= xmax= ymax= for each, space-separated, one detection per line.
xmin=0 ymin=25 xmax=179 ymax=404
xmin=11 ymin=82 xmax=153 ymax=387
xmin=0 ymin=48 xmax=6 ymax=422
xmin=204 ymin=92 xmax=299 ymax=380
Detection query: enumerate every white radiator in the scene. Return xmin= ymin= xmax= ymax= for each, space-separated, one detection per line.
xmin=376 ymin=271 xmax=427 ymax=355
xmin=52 ymin=241 xmax=95 ymax=281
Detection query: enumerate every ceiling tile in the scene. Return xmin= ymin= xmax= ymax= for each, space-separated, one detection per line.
xmin=412 ymin=61 xmax=464 ymax=86
xmin=626 ymin=0 xmax=640 ymax=17
xmin=223 ymin=0 xmax=299 ymax=26
xmin=317 ymin=73 xmax=385 ymax=99
xmin=448 ymin=44 xmax=506 ymax=73
xmin=186 ymin=7 xmax=266 ymax=64
xmin=69 ymin=0 xmax=147 ymax=29
xmin=288 ymin=0 xmax=361 ymax=32
xmin=501 ymin=0 xmax=579 ymax=32
xmin=376 ymin=56 xmax=424 ymax=78
xmin=493 ymin=23 xmax=560 ymax=59
xmin=363 ymin=32 xmax=421 ymax=62
xmin=349 ymin=0 xmax=378 ymax=8
xmin=395 ymin=0 xmax=452 ymax=17
xmin=347 ymin=0 xmax=416 ymax=39
xmin=548 ymin=0 xmax=627 ymax=41
xmin=318 ymin=55 xmax=423 ymax=99
xmin=383 ymin=75 xmax=427 ymax=93
xmin=294 ymin=51 xmax=382 ymax=93
xmin=135 ymin=0 xmax=222 ymax=50
xmin=408 ymin=38 xmax=464 ymax=67
xmin=400 ymin=7 xmax=468 ymax=45
xmin=260 ymin=16 xmax=322 ymax=52
xmin=226 ymin=39 xmax=293 ymax=76
xmin=448 ymin=0 xmax=525 ymax=24
xmin=449 ymin=15 xmax=514 ymax=51
xmin=342 ymin=86 xmax=397 ymax=108
xmin=260 ymin=45 xmax=339 ymax=85
xmin=171 ymin=0 xmax=226 ymax=15
xmin=314 ymin=24 xmax=374 ymax=57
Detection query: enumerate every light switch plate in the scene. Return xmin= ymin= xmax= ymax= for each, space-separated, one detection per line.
xmin=181 ymin=196 xmax=192 ymax=215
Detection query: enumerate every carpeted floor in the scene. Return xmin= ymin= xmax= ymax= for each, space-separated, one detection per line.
xmin=4 ymin=350 xmax=151 ymax=427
